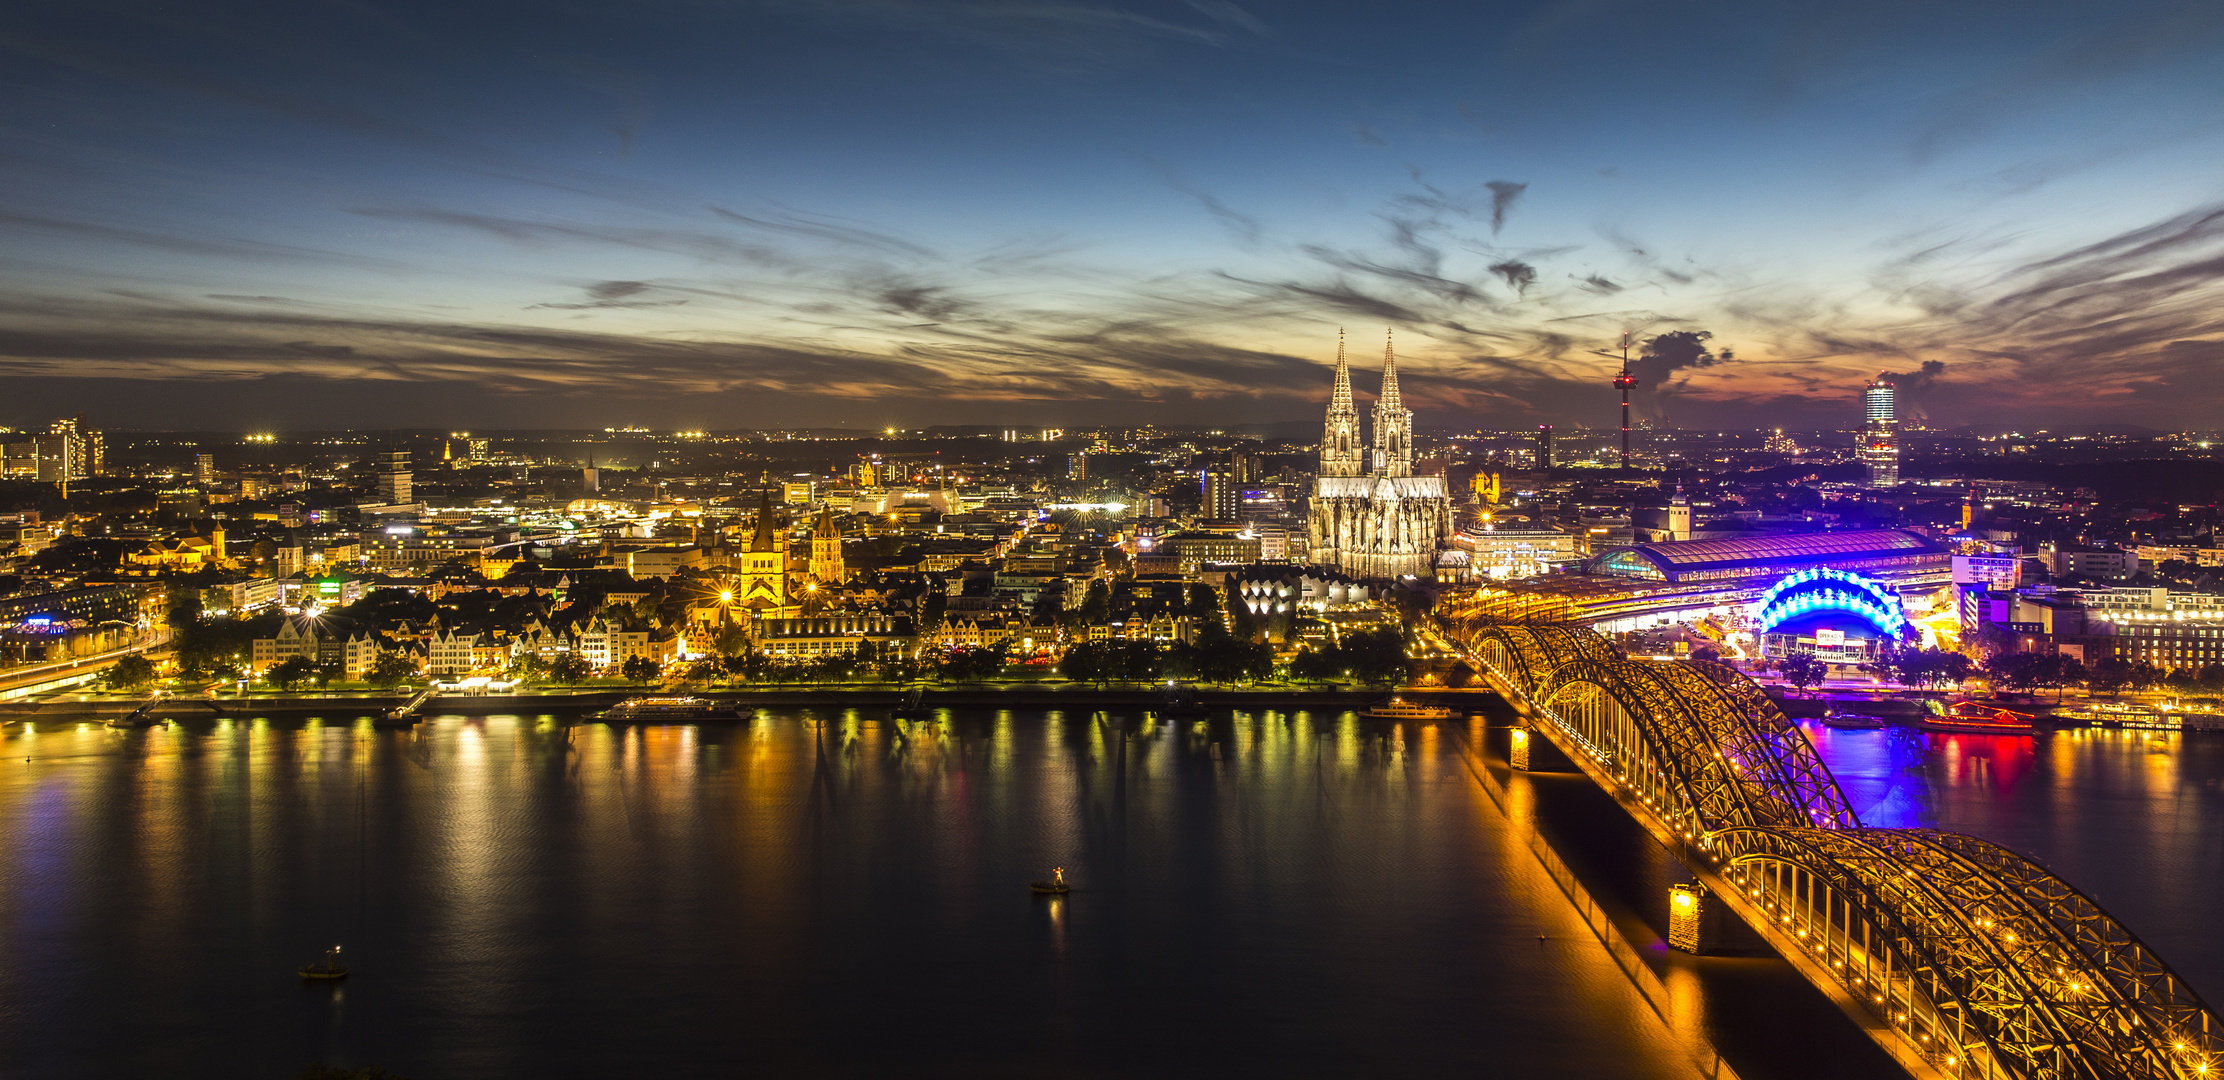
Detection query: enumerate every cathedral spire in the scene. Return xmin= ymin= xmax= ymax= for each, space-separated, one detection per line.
xmin=1371 ymin=327 xmax=1412 ymax=477
xmin=1319 ymin=328 xmax=1364 ymax=478
xmin=1330 ymin=327 xmax=1352 ymax=412
xmin=1378 ymin=328 xmax=1400 ymax=411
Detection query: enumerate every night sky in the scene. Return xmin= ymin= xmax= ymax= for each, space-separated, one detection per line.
xmin=4 ymin=0 xmax=2223 ymax=431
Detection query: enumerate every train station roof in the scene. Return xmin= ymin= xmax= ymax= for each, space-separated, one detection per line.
xmin=1592 ymin=529 xmax=1945 ymax=582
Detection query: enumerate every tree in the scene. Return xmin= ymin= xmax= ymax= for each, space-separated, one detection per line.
xmin=1078 ymin=579 xmax=1111 ymax=626
xmin=508 ymin=653 xmax=548 ymax=685
xmin=267 ymin=655 xmax=319 ymax=691
xmin=1778 ymin=653 xmax=1826 ymax=697
xmin=620 ymin=655 xmax=660 ymax=685
xmin=1340 ymin=628 xmax=1410 ymax=686
xmin=165 ymin=595 xmax=203 ymax=632
xmin=103 ymin=654 xmax=157 ymax=692
xmin=2088 ymin=657 xmax=2132 ymax=696
xmin=549 ymin=654 xmax=591 ymax=684
xmin=365 ymin=654 xmax=418 ymax=690
xmin=1059 ymin=641 xmax=1105 ymax=685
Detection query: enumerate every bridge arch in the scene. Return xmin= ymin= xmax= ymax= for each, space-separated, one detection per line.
xmin=1439 ymin=608 xmax=2223 ymax=1080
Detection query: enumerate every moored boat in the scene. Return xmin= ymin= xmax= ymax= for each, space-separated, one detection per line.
xmin=600 ymin=696 xmax=746 ymax=723
xmin=2054 ymin=702 xmax=2178 ymax=730
xmin=1030 ymin=867 xmax=1069 ymax=895
xmin=1820 ymin=708 xmax=1886 ymax=730
xmin=1360 ymin=697 xmax=1456 ymax=721
xmin=1919 ymin=700 xmax=2034 ymax=735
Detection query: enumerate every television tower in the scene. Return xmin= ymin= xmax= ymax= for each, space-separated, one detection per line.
xmin=1613 ymin=332 xmax=1638 ymax=470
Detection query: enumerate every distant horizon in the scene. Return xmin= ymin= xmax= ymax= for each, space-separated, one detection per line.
xmin=7 ymin=2 xmax=2224 ymax=432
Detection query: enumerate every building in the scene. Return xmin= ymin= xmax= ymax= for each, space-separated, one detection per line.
xmin=427 ymin=629 xmax=480 ymax=675
xmin=1066 ymin=453 xmax=1088 ymax=481
xmin=1305 ymin=330 xmax=1454 ymax=579
xmin=376 ymin=450 xmax=413 ymax=505
xmin=753 ymin=614 xmax=909 ymax=659
xmin=2055 ymin=547 xmax=2138 ymax=582
xmin=1860 ymin=376 xmax=1898 ymax=489
xmin=1159 ymin=532 xmax=1263 ymax=573
xmin=808 ymin=506 xmax=846 ymax=584
xmin=1535 ymin=424 xmax=1554 ymax=470
xmin=1590 ymin=529 xmax=1950 ymax=589
xmin=1667 ymin=487 xmax=1692 ymax=542
xmin=195 ymin=453 xmax=216 ymax=486
xmin=1454 ymin=527 xmax=1581 ymax=580
xmin=728 ymin=491 xmax=795 ymax=615
xmin=1202 ymin=463 xmax=1240 ymax=521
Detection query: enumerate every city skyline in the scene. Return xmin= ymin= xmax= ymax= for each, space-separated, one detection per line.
xmin=4 ymin=1 xmax=2224 ymax=431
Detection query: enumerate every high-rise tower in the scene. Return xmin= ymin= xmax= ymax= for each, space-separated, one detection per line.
xmin=1613 ymin=333 xmax=1637 ymax=470
xmin=1860 ymin=375 xmax=1899 ymax=489
xmin=1535 ymin=425 xmax=1554 ymax=470
xmin=1371 ymin=330 xmax=1412 ymax=478
xmin=1319 ymin=329 xmax=1364 ymax=478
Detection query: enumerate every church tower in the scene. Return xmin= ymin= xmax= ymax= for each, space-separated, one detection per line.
xmin=731 ymin=489 xmax=792 ymax=613
xmin=1371 ymin=329 xmax=1412 ymax=478
xmin=1319 ymin=329 xmax=1365 ymax=478
xmin=808 ymin=505 xmax=846 ymax=584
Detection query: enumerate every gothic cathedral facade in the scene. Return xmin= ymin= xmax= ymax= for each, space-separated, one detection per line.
xmin=1305 ymin=330 xmax=1453 ymax=580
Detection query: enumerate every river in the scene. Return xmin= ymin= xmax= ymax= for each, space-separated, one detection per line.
xmin=0 ymin=709 xmax=2216 ymax=1079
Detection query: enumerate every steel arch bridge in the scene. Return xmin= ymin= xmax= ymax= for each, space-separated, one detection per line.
xmin=1437 ymin=600 xmax=2221 ymax=1080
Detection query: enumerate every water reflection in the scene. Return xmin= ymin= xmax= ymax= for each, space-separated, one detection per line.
xmin=0 ymin=710 xmax=1712 ymax=1080
xmin=1806 ymin=722 xmax=2224 ymax=1003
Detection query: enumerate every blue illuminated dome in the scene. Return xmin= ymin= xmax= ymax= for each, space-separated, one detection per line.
xmin=1753 ymin=568 xmax=1911 ymax=659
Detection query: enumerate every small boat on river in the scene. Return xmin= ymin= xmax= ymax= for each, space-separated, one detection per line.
xmin=299 ymin=945 xmax=348 ymax=980
xmin=600 ymin=696 xmax=746 ymax=723
xmin=1820 ymin=707 xmax=1886 ymax=730
xmin=890 ymin=686 xmax=935 ymax=720
xmin=1361 ymin=697 xmax=1456 ymax=721
xmin=1031 ymin=867 xmax=1070 ymax=895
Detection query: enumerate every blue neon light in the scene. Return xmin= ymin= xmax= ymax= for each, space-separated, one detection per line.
xmin=1752 ymin=567 xmax=1908 ymax=638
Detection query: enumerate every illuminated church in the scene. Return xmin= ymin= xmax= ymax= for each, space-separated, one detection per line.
xmin=1305 ymin=330 xmax=1454 ymax=580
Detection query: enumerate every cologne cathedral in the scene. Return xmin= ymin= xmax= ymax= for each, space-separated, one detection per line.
xmin=1305 ymin=330 xmax=1454 ymax=579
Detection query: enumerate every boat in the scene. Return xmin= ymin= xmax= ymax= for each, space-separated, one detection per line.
xmin=298 ymin=945 xmax=348 ymax=980
xmin=1820 ymin=708 xmax=1886 ymax=730
xmin=1919 ymin=700 xmax=2035 ymax=735
xmin=1360 ymin=697 xmax=1457 ymax=721
xmin=599 ymin=696 xmax=746 ymax=723
xmin=1030 ymin=867 xmax=1070 ymax=895
xmin=1153 ymin=683 xmax=1210 ymax=719
xmin=103 ymin=696 xmax=168 ymax=729
xmin=375 ymin=687 xmax=435 ymax=728
xmin=889 ymin=686 xmax=935 ymax=720
xmin=2054 ymin=702 xmax=2178 ymax=730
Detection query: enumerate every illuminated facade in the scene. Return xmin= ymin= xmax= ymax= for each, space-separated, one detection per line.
xmin=1753 ymin=567 xmax=1911 ymax=660
xmin=1306 ymin=330 xmax=1453 ymax=580
xmin=729 ymin=491 xmax=796 ymax=616
xmin=1859 ymin=376 xmax=1898 ymax=488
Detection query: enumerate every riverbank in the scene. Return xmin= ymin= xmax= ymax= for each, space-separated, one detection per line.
xmin=0 ymin=684 xmax=1473 ymax=721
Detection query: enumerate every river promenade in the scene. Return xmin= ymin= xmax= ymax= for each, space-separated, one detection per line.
xmin=0 ymin=683 xmax=1433 ymax=721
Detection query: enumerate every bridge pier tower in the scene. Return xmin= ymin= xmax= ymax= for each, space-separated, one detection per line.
xmin=1508 ymin=725 xmax=1531 ymax=771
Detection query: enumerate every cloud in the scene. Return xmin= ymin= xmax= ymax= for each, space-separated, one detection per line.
xmin=1489 ymin=260 xmax=1537 ymax=295
xmin=1485 ymin=181 xmax=1527 ymax=234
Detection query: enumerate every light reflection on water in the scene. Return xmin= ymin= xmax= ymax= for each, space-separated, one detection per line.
xmin=1804 ymin=722 xmax=2224 ymax=998
xmin=0 ymin=710 xmax=1702 ymax=1080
